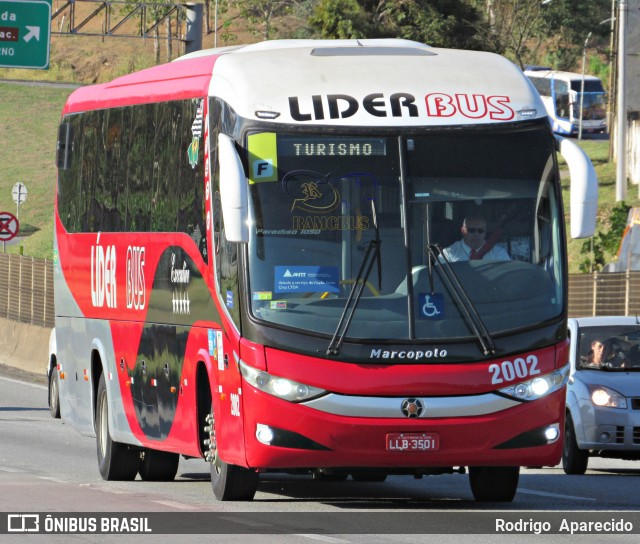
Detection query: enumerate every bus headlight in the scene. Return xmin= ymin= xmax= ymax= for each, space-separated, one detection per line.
xmin=588 ymin=385 xmax=627 ymax=409
xmin=239 ymin=361 xmax=327 ymax=402
xmin=499 ymin=365 xmax=569 ymax=401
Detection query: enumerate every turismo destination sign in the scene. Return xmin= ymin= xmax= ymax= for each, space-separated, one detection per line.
xmin=0 ymin=0 xmax=51 ymax=69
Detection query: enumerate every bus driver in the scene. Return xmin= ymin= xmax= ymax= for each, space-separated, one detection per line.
xmin=441 ymin=215 xmax=510 ymax=262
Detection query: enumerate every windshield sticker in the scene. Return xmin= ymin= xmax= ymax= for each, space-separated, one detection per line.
xmin=274 ymin=266 xmax=339 ymax=293
xmin=248 ymin=132 xmax=278 ymax=183
xmin=270 ymin=300 xmax=287 ymax=310
xmin=187 ymin=99 xmax=204 ymax=169
xmin=281 ymin=170 xmax=376 ymax=234
xmin=282 ymin=170 xmax=341 ymax=214
xmin=253 ymin=291 xmax=273 ymax=301
xmin=419 ymin=293 xmax=445 ymax=319
xmin=208 ymin=329 xmax=216 ymax=357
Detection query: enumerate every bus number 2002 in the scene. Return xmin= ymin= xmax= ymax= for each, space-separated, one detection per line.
xmin=489 ymin=355 xmax=540 ymax=384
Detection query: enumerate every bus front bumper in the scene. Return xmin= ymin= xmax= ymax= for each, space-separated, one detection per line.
xmin=240 ymin=387 xmax=565 ymax=470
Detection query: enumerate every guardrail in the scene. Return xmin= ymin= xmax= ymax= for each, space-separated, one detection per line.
xmin=1 ymin=253 xmax=639 ymax=329
xmin=0 ymin=254 xmax=54 ymax=328
xmin=568 ymin=271 xmax=640 ymax=317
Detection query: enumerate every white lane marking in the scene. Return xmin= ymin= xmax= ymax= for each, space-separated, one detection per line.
xmin=0 ymin=466 xmax=27 ymax=473
xmin=518 ymin=487 xmax=596 ymax=501
xmin=37 ymin=476 xmax=68 ymax=483
xmin=0 ymin=376 xmax=47 ymax=390
xmin=152 ymin=500 xmax=198 ymax=510
xmin=294 ymin=535 xmax=351 ymax=543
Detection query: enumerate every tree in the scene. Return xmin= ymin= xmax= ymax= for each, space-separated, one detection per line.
xmin=309 ymin=0 xmax=486 ymax=50
xmin=235 ymin=0 xmax=300 ymax=40
xmin=579 ymin=203 xmax=631 ymax=273
xmin=308 ymin=0 xmax=370 ymax=39
xmin=470 ymin=0 xmax=611 ymax=69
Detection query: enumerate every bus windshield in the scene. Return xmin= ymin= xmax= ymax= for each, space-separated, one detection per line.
xmin=246 ymin=123 xmax=563 ymax=342
xmin=574 ymin=92 xmax=607 ymax=121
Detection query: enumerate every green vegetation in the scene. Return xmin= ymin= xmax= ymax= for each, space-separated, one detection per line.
xmin=562 ymin=140 xmax=640 ymax=273
xmin=0 ymin=83 xmax=72 ymax=259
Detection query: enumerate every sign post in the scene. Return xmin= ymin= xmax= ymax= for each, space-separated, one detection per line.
xmin=11 ymin=181 xmax=27 ymax=219
xmin=0 ymin=0 xmax=51 ymax=69
xmin=0 ymin=210 xmax=19 ymax=252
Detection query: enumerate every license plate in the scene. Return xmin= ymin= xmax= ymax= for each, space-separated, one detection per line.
xmin=386 ymin=432 xmax=440 ymax=452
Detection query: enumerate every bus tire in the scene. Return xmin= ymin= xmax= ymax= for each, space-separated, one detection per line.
xmin=139 ymin=449 xmax=179 ymax=481
xmin=562 ymin=413 xmax=588 ymax=475
xmin=469 ymin=466 xmax=519 ymax=502
xmin=211 ymin=460 xmax=259 ymax=501
xmin=206 ymin=407 xmax=258 ymax=501
xmin=96 ymin=373 xmax=140 ymax=481
xmin=48 ymin=365 xmax=61 ymax=419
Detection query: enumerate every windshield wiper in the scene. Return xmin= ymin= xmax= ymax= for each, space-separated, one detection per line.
xmin=427 ymin=245 xmax=497 ymax=356
xmin=326 ymin=199 xmax=381 ymax=356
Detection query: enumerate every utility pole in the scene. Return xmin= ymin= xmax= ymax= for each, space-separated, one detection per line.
xmin=616 ymin=0 xmax=628 ymax=201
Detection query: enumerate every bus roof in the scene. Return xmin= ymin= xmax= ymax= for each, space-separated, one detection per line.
xmin=62 ymin=54 xmax=220 ymax=114
xmin=63 ymin=39 xmax=546 ymax=127
xmin=523 ymin=68 xmax=602 ymax=82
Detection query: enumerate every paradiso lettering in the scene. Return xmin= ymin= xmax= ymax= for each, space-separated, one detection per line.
xmin=288 ymin=92 xmax=515 ymax=121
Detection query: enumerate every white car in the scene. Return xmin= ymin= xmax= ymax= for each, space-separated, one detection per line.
xmin=564 ymin=316 xmax=640 ymax=474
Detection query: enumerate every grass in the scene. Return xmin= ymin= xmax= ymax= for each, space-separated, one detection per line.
xmin=562 ymin=138 xmax=639 ymax=273
xmin=0 ymin=82 xmax=72 ymax=259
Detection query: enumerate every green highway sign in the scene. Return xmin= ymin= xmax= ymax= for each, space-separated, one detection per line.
xmin=0 ymin=0 xmax=51 ymax=69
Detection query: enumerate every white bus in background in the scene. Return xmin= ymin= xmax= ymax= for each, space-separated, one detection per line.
xmin=524 ymin=67 xmax=607 ymax=136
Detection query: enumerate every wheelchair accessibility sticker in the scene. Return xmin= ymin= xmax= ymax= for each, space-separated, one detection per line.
xmin=419 ymin=293 xmax=444 ymax=319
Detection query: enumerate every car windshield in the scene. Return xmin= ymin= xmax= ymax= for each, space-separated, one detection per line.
xmin=577 ymin=325 xmax=640 ymax=371
xmin=246 ymin=124 xmax=564 ymax=343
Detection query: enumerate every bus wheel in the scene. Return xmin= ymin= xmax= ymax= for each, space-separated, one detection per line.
xmin=468 ymin=466 xmax=519 ymax=502
xmin=48 ymin=365 xmax=61 ymax=419
xmin=205 ymin=411 xmax=258 ymax=501
xmin=139 ymin=449 xmax=179 ymax=481
xmin=96 ymin=373 xmax=140 ymax=481
xmin=562 ymin=413 xmax=588 ymax=475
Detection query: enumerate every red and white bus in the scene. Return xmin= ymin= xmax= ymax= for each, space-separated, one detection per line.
xmin=53 ymin=39 xmax=598 ymax=502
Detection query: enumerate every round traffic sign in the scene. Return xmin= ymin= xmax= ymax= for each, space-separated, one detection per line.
xmin=0 ymin=211 xmax=19 ymax=241
xmin=12 ymin=182 xmax=28 ymax=205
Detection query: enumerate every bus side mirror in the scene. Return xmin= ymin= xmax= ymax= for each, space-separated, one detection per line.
xmin=556 ymin=136 xmax=598 ymax=239
xmin=56 ymin=122 xmax=72 ymax=170
xmin=218 ymin=133 xmax=249 ymax=243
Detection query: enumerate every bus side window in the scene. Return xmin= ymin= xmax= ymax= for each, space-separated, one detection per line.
xmin=553 ymin=79 xmax=570 ymax=119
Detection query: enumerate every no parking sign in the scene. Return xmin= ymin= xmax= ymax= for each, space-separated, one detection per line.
xmin=0 ymin=211 xmax=19 ymax=242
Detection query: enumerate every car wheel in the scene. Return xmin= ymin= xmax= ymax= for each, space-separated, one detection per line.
xmin=562 ymin=413 xmax=589 ymax=475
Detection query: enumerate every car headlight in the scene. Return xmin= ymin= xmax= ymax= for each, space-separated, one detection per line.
xmin=588 ymin=385 xmax=627 ymax=409
xmin=239 ymin=361 xmax=327 ymax=402
xmin=499 ymin=365 xmax=569 ymax=401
